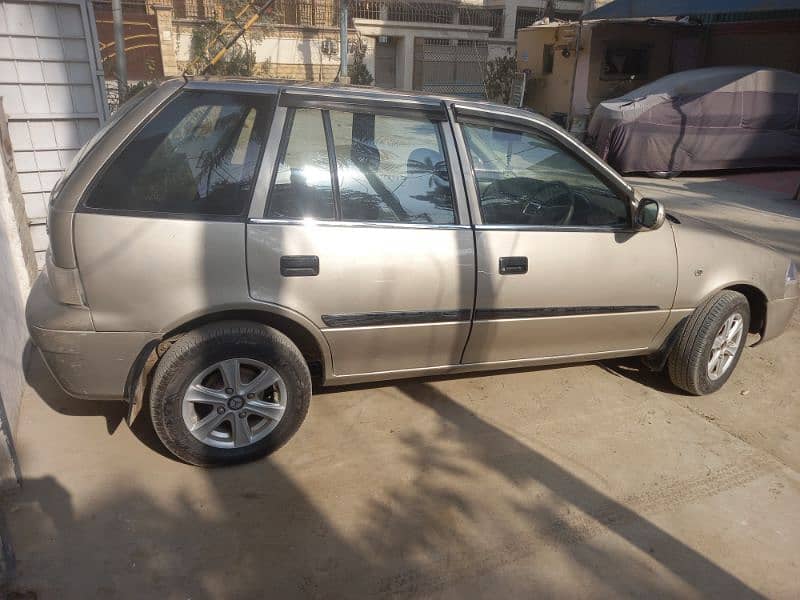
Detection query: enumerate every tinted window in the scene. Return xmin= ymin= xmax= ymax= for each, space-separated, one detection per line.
xmin=329 ymin=110 xmax=454 ymax=224
xmin=86 ymin=91 xmax=268 ymax=217
xmin=462 ymin=123 xmax=628 ymax=228
xmin=267 ymin=108 xmax=335 ymax=220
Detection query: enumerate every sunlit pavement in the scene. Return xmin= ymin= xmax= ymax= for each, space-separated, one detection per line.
xmin=2 ymin=174 xmax=799 ymax=599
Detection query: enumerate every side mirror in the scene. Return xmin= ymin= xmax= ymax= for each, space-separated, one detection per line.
xmin=635 ymin=198 xmax=665 ymax=230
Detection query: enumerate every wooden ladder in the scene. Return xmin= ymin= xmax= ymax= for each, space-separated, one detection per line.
xmin=182 ymin=0 xmax=277 ymax=76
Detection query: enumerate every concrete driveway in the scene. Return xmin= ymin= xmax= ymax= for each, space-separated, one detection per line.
xmin=3 ymin=174 xmax=799 ymax=599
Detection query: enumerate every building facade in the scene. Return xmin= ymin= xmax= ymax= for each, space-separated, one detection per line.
xmin=517 ymin=8 xmax=800 ymax=132
xmin=97 ymin=0 xmax=586 ymax=96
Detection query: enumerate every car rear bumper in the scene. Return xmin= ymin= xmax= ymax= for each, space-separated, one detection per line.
xmin=26 ymin=273 xmax=156 ymax=400
xmin=761 ymin=295 xmax=799 ymax=344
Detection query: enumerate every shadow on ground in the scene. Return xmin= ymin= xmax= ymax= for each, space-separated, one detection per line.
xmin=5 ymin=353 xmax=764 ymax=599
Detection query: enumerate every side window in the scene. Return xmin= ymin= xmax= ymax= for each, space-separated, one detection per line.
xmin=462 ymin=123 xmax=628 ymax=228
xmin=329 ymin=110 xmax=455 ymax=224
xmin=86 ymin=91 xmax=268 ymax=217
xmin=267 ymin=108 xmax=335 ymax=220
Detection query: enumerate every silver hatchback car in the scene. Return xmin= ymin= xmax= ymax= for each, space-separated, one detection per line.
xmin=27 ymin=79 xmax=798 ymax=465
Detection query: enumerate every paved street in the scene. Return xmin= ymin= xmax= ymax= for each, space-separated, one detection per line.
xmin=3 ymin=173 xmax=799 ymax=599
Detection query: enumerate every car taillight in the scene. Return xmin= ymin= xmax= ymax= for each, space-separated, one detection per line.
xmin=45 ymin=250 xmax=85 ymax=306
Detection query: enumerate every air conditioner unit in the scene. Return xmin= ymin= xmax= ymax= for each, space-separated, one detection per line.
xmin=321 ymin=38 xmax=338 ymax=55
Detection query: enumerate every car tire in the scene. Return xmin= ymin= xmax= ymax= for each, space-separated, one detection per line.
xmin=149 ymin=321 xmax=311 ymax=466
xmin=667 ymin=290 xmax=750 ymax=395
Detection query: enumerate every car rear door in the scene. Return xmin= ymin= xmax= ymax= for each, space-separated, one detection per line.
xmin=246 ymin=91 xmax=475 ymax=377
xmin=452 ymin=104 xmax=678 ymax=365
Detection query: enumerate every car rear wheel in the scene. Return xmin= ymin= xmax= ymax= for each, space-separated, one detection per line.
xmin=149 ymin=321 xmax=311 ymax=466
xmin=668 ymin=290 xmax=750 ymax=395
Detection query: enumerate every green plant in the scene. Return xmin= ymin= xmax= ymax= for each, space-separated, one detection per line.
xmin=190 ymin=24 xmax=256 ymax=76
xmin=484 ymin=54 xmax=517 ymax=104
xmin=348 ymin=42 xmax=373 ymax=86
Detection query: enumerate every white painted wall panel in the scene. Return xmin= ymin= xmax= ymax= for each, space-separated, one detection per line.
xmin=0 ymin=0 xmax=106 ymax=267
xmin=174 ymin=29 xmax=348 ymax=68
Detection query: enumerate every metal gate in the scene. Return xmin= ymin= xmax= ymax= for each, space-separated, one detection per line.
xmin=414 ymin=38 xmax=487 ymax=99
xmin=92 ymin=1 xmax=164 ymax=80
xmin=0 ymin=0 xmax=107 ymax=268
xmin=374 ymin=38 xmax=397 ymax=89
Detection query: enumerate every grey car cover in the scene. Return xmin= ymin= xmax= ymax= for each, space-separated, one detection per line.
xmin=587 ymin=67 xmax=800 ymax=174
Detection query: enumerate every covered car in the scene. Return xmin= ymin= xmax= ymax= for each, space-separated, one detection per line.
xmin=587 ymin=66 xmax=800 ymax=175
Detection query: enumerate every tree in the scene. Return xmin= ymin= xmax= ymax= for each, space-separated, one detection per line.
xmin=186 ymin=1 xmax=273 ymax=76
xmin=348 ymin=42 xmax=374 ymax=86
xmin=484 ymin=54 xmax=517 ymax=104
xmin=190 ymin=24 xmax=256 ymax=76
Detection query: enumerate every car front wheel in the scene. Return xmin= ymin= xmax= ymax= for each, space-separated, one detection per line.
xmin=149 ymin=321 xmax=311 ymax=466
xmin=668 ymin=290 xmax=750 ymax=395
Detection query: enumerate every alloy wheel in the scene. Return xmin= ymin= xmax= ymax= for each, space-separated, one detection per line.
xmin=707 ymin=312 xmax=744 ymax=381
xmin=181 ymin=358 xmax=287 ymax=448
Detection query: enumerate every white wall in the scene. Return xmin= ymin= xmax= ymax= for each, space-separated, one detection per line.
xmin=175 ymin=29 xmax=340 ymax=66
xmin=0 ymin=103 xmax=32 ymax=489
xmin=0 ymin=0 xmax=104 ymax=488
xmin=173 ymin=26 xmax=373 ymax=76
xmin=0 ymin=0 xmax=107 ymax=269
xmin=488 ymin=42 xmax=515 ymax=60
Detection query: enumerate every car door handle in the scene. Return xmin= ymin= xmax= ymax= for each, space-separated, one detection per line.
xmin=499 ymin=256 xmax=528 ymax=275
xmin=280 ymin=255 xmax=319 ymax=277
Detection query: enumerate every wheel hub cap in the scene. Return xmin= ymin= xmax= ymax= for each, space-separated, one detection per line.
xmin=227 ymin=396 xmax=245 ymax=411
xmin=707 ymin=313 xmax=744 ymax=381
xmin=181 ymin=358 xmax=288 ymax=449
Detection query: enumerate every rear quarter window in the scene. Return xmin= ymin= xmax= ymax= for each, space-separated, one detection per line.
xmin=85 ymin=90 xmax=271 ymax=218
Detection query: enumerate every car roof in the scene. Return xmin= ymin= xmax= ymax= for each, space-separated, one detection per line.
xmin=176 ymin=76 xmax=545 ymax=124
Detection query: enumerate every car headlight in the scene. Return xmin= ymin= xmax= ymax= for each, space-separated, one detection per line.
xmin=788 ymin=261 xmax=798 ymax=283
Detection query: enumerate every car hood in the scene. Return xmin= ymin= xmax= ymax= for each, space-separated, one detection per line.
xmin=668 ymin=210 xmax=779 ymax=249
xmin=667 ymin=210 xmax=790 ymax=305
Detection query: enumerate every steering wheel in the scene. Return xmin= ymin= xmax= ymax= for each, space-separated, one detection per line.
xmin=483 ymin=178 xmax=575 ymax=226
xmin=523 ymin=181 xmax=575 ymax=226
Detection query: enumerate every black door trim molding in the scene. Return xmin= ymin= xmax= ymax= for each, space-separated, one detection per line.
xmin=321 ymin=305 xmax=663 ymax=328
xmin=321 ymin=309 xmax=472 ymax=328
xmin=474 ymin=305 xmax=662 ymax=320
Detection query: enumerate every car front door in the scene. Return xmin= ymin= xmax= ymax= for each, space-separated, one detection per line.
xmin=247 ymin=92 xmax=475 ymax=377
xmin=453 ymin=105 xmax=678 ymax=365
